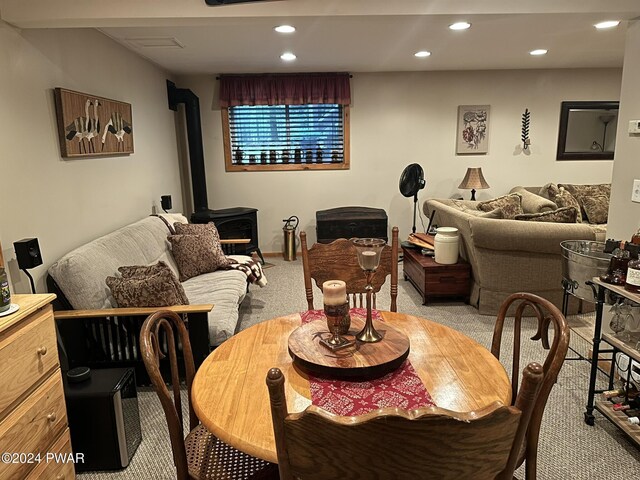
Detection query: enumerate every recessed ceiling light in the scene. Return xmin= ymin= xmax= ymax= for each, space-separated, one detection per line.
xmin=280 ymin=52 xmax=297 ymax=61
xmin=595 ymin=20 xmax=620 ymax=29
xmin=449 ymin=22 xmax=471 ymax=31
xmin=414 ymin=51 xmax=432 ymax=58
xmin=529 ymin=49 xmax=548 ymax=56
xmin=274 ymin=25 xmax=296 ymax=33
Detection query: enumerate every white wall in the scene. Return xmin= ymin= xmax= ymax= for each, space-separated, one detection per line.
xmin=608 ymin=20 xmax=640 ymax=240
xmin=0 ymin=24 xmax=183 ymax=293
xmin=180 ymin=68 xmax=620 ymax=252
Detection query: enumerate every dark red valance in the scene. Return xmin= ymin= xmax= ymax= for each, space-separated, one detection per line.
xmin=218 ymin=73 xmax=351 ymax=107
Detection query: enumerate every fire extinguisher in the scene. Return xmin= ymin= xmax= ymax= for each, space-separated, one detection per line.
xmin=282 ymin=216 xmax=299 ymax=261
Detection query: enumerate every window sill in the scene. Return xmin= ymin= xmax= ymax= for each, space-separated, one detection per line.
xmin=225 ymin=163 xmax=350 ymax=172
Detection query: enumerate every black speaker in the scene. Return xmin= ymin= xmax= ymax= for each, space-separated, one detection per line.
xmin=160 ymin=195 xmax=172 ymax=211
xmin=14 ymin=238 xmax=43 ymax=269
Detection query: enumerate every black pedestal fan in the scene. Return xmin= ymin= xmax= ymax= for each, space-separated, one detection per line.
xmin=399 ymin=163 xmax=426 ymax=233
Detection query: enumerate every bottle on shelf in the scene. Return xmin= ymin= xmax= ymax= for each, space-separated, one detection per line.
xmin=625 ymin=254 xmax=640 ymax=293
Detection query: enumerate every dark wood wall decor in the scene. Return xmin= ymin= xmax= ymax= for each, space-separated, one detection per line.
xmin=54 ymin=88 xmax=134 ymax=157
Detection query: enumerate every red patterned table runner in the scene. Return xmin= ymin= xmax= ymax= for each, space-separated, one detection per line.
xmin=300 ymin=308 xmax=436 ymax=416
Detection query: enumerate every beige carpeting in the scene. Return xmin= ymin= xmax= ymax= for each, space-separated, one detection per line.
xmin=79 ymin=257 xmax=640 ymax=479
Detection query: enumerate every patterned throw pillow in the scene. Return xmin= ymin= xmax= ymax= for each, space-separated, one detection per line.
xmin=168 ymin=233 xmax=230 ymax=281
xmin=553 ymin=187 xmax=582 ymax=223
xmin=538 ymin=183 xmax=560 ymax=201
xmin=514 ymin=206 xmax=578 ymax=223
xmin=174 ymin=222 xmax=228 ymax=263
xmin=461 ymin=206 xmax=504 ymax=219
xmin=581 ymin=195 xmax=609 ymax=224
xmin=106 ymin=262 xmax=188 ymax=307
xmin=477 ymin=193 xmax=523 ymax=219
xmin=117 ymin=261 xmax=189 ymax=304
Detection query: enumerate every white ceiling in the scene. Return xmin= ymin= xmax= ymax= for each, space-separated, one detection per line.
xmin=2 ymin=0 xmax=639 ymax=75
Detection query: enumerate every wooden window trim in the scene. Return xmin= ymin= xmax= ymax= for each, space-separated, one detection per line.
xmin=222 ymin=106 xmax=350 ymax=172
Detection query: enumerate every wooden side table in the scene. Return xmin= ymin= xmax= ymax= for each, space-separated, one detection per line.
xmin=402 ymin=246 xmax=470 ymax=305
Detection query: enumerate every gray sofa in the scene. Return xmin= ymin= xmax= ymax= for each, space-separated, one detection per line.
xmin=48 ymin=214 xmax=250 ymax=346
xmin=424 ymin=188 xmax=607 ymax=315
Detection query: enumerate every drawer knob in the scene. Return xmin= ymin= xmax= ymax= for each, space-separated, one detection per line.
xmin=56 ymin=475 xmax=64 ymax=480
xmin=36 ymin=346 xmax=47 ymax=356
xmin=47 ymin=412 xmax=57 ymax=422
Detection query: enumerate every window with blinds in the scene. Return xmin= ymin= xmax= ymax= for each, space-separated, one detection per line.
xmin=222 ymin=103 xmax=350 ymax=171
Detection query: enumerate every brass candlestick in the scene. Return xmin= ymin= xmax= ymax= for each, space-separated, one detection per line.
xmin=320 ymin=302 xmax=354 ymax=351
xmin=353 ymin=238 xmax=386 ymax=343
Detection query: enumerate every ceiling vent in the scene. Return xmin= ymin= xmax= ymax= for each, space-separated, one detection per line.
xmin=126 ymin=37 xmax=185 ymax=48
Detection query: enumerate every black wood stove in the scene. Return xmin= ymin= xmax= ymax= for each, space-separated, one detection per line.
xmin=168 ymin=81 xmax=264 ymax=263
xmin=197 ymin=207 xmax=264 ymax=264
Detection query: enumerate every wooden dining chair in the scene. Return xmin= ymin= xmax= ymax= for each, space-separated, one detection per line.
xmin=266 ymin=362 xmax=544 ymax=480
xmin=140 ymin=310 xmax=278 ymax=480
xmin=491 ymin=293 xmax=571 ymax=480
xmin=300 ymin=227 xmax=399 ymax=311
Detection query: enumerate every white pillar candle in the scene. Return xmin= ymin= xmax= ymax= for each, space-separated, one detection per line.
xmin=323 ymin=280 xmax=347 ymax=306
xmin=360 ymin=250 xmax=378 ymax=270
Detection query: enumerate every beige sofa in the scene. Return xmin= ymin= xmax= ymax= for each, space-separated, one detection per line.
xmin=423 ymin=191 xmax=607 ymax=315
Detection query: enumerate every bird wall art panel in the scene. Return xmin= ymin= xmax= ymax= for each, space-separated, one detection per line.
xmin=54 ymin=88 xmax=134 ymax=157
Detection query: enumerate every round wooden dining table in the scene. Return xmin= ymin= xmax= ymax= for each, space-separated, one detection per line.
xmin=191 ymin=311 xmax=511 ymax=464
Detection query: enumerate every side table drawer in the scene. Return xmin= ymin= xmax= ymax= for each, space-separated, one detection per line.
xmin=26 ymin=430 xmax=75 ymax=480
xmin=0 ymin=373 xmax=68 ymax=480
xmin=0 ymin=305 xmax=59 ymax=419
xmin=425 ymin=271 xmax=470 ymax=295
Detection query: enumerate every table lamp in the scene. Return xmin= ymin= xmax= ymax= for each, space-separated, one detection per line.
xmin=458 ymin=167 xmax=489 ymax=201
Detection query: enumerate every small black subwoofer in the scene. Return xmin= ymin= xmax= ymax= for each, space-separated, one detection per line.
xmin=14 ymin=238 xmax=43 ymax=269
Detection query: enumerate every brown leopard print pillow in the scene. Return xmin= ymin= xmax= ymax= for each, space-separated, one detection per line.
xmin=477 ymin=193 xmax=523 ymax=219
xmin=581 ymin=195 xmax=609 ymax=224
xmin=106 ymin=262 xmax=188 ymax=307
xmin=174 ymin=222 xmax=228 ymax=264
xmin=168 ymin=233 xmax=231 ymax=281
xmin=514 ymin=206 xmax=578 ymax=223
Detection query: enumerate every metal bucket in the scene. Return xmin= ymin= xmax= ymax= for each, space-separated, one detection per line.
xmin=560 ymin=240 xmax=611 ymax=302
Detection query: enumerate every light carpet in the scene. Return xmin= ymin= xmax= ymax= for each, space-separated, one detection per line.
xmin=79 ymin=257 xmax=640 ymax=479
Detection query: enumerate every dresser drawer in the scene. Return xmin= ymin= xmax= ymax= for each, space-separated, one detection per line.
xmin=0 ymin=305 xmax=59 ymax=419
xmin=25 ymin=430 xmax=75 ymax=480
xmin=0 ymin=373 xmax=68 ymax=480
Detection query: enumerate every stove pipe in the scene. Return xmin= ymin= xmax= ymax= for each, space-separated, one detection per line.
xmin=167 ymin=80 xmax=209 ymax=214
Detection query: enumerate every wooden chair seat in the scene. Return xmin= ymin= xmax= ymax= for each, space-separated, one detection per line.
xmin=186 ymin=424 xmax=277 ymax=480
xmin=140 ymin=310 xmax=278 ymax=480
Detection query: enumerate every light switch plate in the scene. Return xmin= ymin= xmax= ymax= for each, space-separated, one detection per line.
xmin=629 ymin=120 xmax=640 ymax=134
xmin=633 ymin=179 xmax=640 ymax=203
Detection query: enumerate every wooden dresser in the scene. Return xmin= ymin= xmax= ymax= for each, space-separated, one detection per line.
xmin=0 ymin=294 xmax=75 ymax=479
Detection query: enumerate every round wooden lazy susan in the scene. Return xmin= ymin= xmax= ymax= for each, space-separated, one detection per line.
xmin=288 ymin=316 xmax=410 ymax=379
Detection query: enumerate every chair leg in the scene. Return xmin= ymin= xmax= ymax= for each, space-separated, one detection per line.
xmin=525 ymin=449 xmax=537 ymax=480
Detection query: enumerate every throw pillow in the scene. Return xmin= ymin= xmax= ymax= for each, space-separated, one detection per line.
xmin=581 ymin=195 xmax=609 ymax=224
xmin=117 ymin=261 xmax=189 ymax=305
xmin=538 ymin=183 xmax=559 ymax=201
xmin=169 ymin=233 xmax=230 ymax=281
xmin=514 ymin=206 xmax=578 ymax=223
xmin=510 ymin=186 xmax=557 ymax=213
xmin=106 ymin=265 xmax=188 ymax=308
xmin=174 ymin=222 xmax=228 ymax=265
xmin=558 ymin=183 xmax=611 ymax=199
xmin=460 ymin=206 xmax=504 ymax=219
xmin=477 ymin=193 xmax=523 ymax=219
xmin=553 ymin=187 xmax=583 ymax=223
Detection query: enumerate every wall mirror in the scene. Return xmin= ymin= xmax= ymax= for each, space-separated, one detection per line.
xmin=556 ymin=101 xmax=619 ymax=160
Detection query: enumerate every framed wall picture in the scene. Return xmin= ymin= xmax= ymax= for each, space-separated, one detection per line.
xmin=54 ymin=88 xmax=134 ymax=157
xmin=456 ymin=105 xmax=490 ymax=154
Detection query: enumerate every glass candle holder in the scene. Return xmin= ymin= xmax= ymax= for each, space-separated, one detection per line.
xmin=352 ymin=238 xmax=386 ymax=343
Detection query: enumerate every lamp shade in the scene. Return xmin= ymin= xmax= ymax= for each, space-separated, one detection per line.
xmin=458 ymin=167 xmax=490 ymax=190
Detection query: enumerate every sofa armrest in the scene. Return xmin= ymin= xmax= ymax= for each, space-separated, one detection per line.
xmin=53 ymin=304 xmax=213 ymax=319
xmin=54 ymin=304 xmax=214 ymax=384
xmin=469 ymin=217 xmax=597 ymax=254
xmin=220 ymin=239 xmax=250 ymax=244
